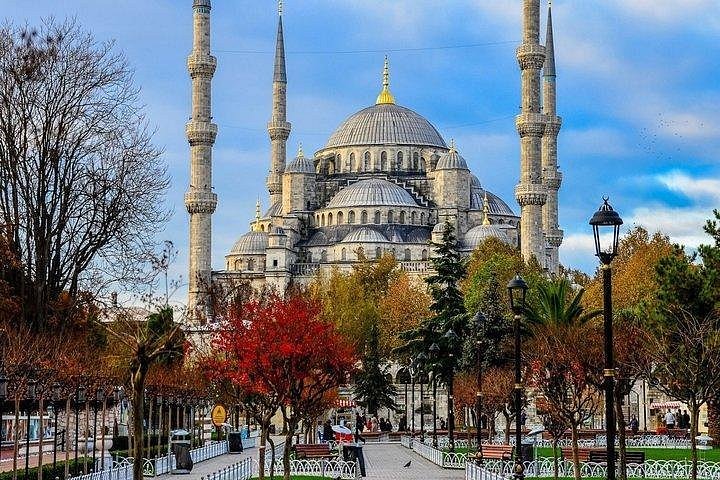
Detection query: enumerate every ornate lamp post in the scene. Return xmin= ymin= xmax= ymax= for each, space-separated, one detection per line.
xmin=416 ymin=352 xmax=427 ymax=442
xmin=590 ymin=197 xmax=623 ymax=480
xmin=428 ymin=342 xmax=439 ymax=448
xmin=409 ymin=362 xmax=416 ymax=440
xmin=51 ymin=382 xmax=62 ymax=470
xmin=444 ymin=328 xmax=460 ymax=453
xmin=473 ymin=311 xmax=487 ymax=464
xmin=24 ymin=376 xmax=37 ymax=480
xmin=93 ymin=388 xmax=104 ymax=470
xmin=507 ymin=274 xmax=528 ymax=480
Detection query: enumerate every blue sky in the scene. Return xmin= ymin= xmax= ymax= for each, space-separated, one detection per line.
xmin=5 ymin=1 xmax=720 ymax=300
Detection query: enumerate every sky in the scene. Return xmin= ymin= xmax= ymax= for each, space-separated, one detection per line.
xmin=4 ymin=0 xmax=720 ymax=302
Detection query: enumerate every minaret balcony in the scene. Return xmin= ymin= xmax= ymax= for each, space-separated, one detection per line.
xmin=186 ymin=122 xmax=217 ymax=145
xmin=516 ymin=43 xmax=545 ymax=70
xmin=516 ymin=113 xmax=546 ymax=137
xmin=515 ymin=183 xmax=547 ymax=206
xmin=267 ymin=121 xmax=291 ymax=140
xmin=545 ymin=229 xmax=564 ymax=247
xmin=543 ymin=116 xmax=562 ymax=135
xmin=184 ymin=191 xmax=218 ymax=214
xmin=542 ymin=171 xmax=562 ymax=190
xmin=187 ymin=54 xmax=217 ymax=77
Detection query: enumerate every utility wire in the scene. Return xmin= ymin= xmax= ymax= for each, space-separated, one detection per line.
xmin=216 ymin=40 xmax=517 ymax=55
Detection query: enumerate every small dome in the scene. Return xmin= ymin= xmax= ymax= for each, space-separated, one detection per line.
xmin=471 ymin=174 xmax=482 ymax=190
xmin=435 ymin=142 xmax=468 ymax=170
xmin=325 ymin=103 xmax=447 ymax=149
xmin=432 ymin=223 xmax=445 ymax=233
xmin=286 ymin=147 xmax=315 ymax=174
xmin=342 ymin=227 xmax=389 ymax=243
xmin=464 ymin=224 xmax=511 ymax=250
xmin=327 ymin=178 xmax=418 ymax=209
xmin=470 ymin=189 xmax=516 ymax=216
xmin=230 ymin=231 xmax=268 ymax=255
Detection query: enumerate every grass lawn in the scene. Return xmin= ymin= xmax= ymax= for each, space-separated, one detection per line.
xmin=536 ymin=446 xmax=720 ymax=462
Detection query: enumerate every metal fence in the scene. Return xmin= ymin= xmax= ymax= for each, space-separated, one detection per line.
xmin=201 ymin=457 xmax=254 ymax=480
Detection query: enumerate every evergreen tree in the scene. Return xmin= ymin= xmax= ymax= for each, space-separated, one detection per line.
xmin=461 ymin=274 xmax=510 ymax=371
xmin=353 ymin=321 xmax=398 ymax=415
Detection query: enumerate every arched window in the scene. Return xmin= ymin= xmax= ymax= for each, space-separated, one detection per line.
xmin=420 ymin=156 xmax=426 ymax=171
xmin=404 ymin=248 xmax=411 ymax=261
xmin=387 ymin=210 xmax=394 ymax=223
xmin=421 ymin=249 xmax=428 ymax=260
xmin=247 ymin=259 xmax=255 ymax=271
xmin=321 ymin=250 xmax=327 ymax=262
xmin=375 ymin=247 xmax=382 ymax=259
xmin=338 ymin=211 xmax=344 ymax=224
xmin=349 ymin=153 xmax=355 ymax=171
xmin=381 ymin=151 xmax=387 ymax=171
xmin=397 ymin=151 xmax=404 ymax=169
xmin=234 ymin=259 xmax=241 ymax=270
xmin=411 ymin=211 xmax=417 ymax=224
xmin=361 ymin=210 xmax=368 ymax=224
xmin=413 ymin=152 xmax=419 ymax=170
xmin=341 ymin=248 xmax=347 ymax=261
xmin=328 ymin=212 xmax=333 ymax=225
xmin=336 ymin=154 xmax=341 ymax=173
xmin=399 ymin=211 xmax=406 ymax=224
xmin=348 ymin=211 xmax=355 ymax=224
xmin=321 ymin=214 xmax=325 ymax=227
xmin=364 ymin=151 xmax=371 ymax=171
xmin=420 ymin=212 xmax=426 ymax=224
xmin=308 ymin=252 xmax=313 ymax=263
xmin=260 ymin=224 xmax=265 ymax=232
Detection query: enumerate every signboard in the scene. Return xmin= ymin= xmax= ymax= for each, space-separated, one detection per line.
xmin=211 ymin=404 xmax=227 ymax=427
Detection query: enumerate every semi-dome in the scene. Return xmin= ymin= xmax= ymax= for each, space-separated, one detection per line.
xmin=464 ymin=224 xmax=511 ymax=250
xmin=327 ymin=178 xmax=418 ymax=209
xmin=230 ymin=231 xmax=268 ymax=255
xmin=470 ymin=189 xmax=516 ymax=216
xmin=324 ymin=103 xmax=447 ymax=149
xmin=342 ymin=227 xmax=389 ymax=243
xmin=435 ymin=141 xmax=468 ymax=170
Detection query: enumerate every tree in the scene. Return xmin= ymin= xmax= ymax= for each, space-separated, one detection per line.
xmin=210 ymin=294 xmax=355 ymax=480
xmin=353 ymin=321 xmax=397 ymax=416
xmin=0 ymin=20 xmax=169 ymax=330
xmin=525 ymin=279 xmax=602 ymax=480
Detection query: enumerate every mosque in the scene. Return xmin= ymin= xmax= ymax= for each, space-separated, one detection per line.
xmin=183 ymin=0 xmax=563 ymax=313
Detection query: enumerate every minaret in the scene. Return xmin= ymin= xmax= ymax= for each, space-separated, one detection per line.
xmin=185 ymin=0 xmax=218 ymax=315
xmin=515 ymin=0 xmax=547 ymax=265
xmin=267 ymin=1 xmax=291 ymax=207
xmin=542 ymin=3 xmax=563 ymax=274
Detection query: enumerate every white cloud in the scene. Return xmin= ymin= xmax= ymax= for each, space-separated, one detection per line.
xmin=656 ymin=171 xmax=720 ymax=203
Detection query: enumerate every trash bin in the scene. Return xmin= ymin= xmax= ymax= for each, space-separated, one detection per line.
xmin=170 ymin=429 xmax=194 ymax=474
xmin=228 ymin=431 xmax=244 ymax=453
xmin=520 ymin=439 xmax=534 ymax=464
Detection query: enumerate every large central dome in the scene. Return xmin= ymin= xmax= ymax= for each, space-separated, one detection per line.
xmin=327 ymin=178 xmax=418 ymax=208
xmin=324 ymin=103 xmax=447 ymax=149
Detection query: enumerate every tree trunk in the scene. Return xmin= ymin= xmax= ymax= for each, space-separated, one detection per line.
xmin=503 ymin=409 xmax=510 ymax=445
xmin=570 ymin=423 xmax=580 ymax=480
xmin=12 ymin=397 xmax=19 ymax=480
xmin=283 ymin=420 xmax=296 ymax=480
xmin=258 ymin=428 xmax=267 ymax=480
xmin=615 ymin=395 xmax=627 ymax=480
xmin=707 ymin=397 xmax=720 ymax=446
xmin=690 ymin=402 xmax=700 ymax=480
xmin=552 ymin=438 xmax=559 ymax=480
xmin=37 ymin=397 xmax=44 ymax=480
xmin=267 ymin=435 xmax=276 ymax=480
xmin=130 ymin=363 xmax=149 ymax=480
xmin=64 ymin=397 xmax=70 ymax=479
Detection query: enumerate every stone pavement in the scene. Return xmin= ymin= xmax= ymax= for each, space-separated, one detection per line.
xmin=164 ymin=441 xmax=464 ymax=480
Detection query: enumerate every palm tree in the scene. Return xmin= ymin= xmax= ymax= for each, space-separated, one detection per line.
xmin=524 ymin=279 xmax=602 ymax=480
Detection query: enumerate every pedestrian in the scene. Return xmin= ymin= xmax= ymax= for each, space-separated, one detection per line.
xmin=323 ymin=420 xmax=334 ymax=444
xmin=676 ymin=409 xmax=683 ymax=428
xmin=629 ymin=415 xmax=639 ymax=435
xmin=682 ymin=410 xmax=691 ymax=430
xmin=317 ymin=421 xmax=324 ymax=442
xmin=664 ymin=410 xmax=676 ymax=430
xmin=520 ymin=411 xmax=527 ymax=427
xmin=398 ymin=415 xmax=407 ymax=432
xmin=440 ymin=418 xmax=446 ymax=430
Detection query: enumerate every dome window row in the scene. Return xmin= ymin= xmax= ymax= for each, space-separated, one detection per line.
xmin=315 ymin=208 xmax=427 ymax=227
xmin=317 ymin=149 xmax=429 ymax=175
xmin=309 ymin=246 xmax=429 ymax=263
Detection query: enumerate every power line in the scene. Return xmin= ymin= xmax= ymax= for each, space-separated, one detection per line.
xmin=216 ymin=40 xmax=517 ymax=56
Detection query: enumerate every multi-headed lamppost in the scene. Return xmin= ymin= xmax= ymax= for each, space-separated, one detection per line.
xmin=473 ymin=311 xmax=487 ymax=465
xmin=590 ymin=197 xmax=623 ymax=480
xmin=429 ymin=342 xmax=439 ymax=448
xmin=507 ymin=274 xmax=528 ymax=480
xmin=444 ymin=328 xmax=460 ymax=453
xmin=416 ymin=352 xmax=427 ymax=442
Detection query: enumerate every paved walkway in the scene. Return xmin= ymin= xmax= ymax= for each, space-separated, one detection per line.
xmin=168 ymin=442 xmax=464 ymax=480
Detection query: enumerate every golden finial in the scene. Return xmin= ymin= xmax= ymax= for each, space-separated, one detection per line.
xmin=375 ymin=55 xmax=396 ymax=105
xmin=482 ymin=191 xmax=491 ymax=226
xmin=449 ymin=138 xmax=456 ymax=153
xmin=298 ymin=142 xmax=304 ymax=157
xmin=252 ymin=198 xmax=262 ymax=232
xmin=278 ymin=0 xmax=283 ymax=16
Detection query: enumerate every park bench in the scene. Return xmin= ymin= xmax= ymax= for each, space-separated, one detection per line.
xmin=362 ymin=432 xmax=381 ymax=442
xmin=560 ymin=447 xmax=597 ymax=462
xmin=294 ymin=443 xmax=335 ymax=459
xmin=388 ymin=432 xmax=403 ymax=442
xmin=480 ymin=445 xmax=514 ymax=460
xmin=589 ymin=450 xmax=645 ymax=464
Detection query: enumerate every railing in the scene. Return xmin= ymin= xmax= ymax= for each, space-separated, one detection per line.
xmin=400 ymin=435 xmax=413 ymax=448
xmin=471 ymin=458 xmax=720 ymax=479
xmin=67 ymin=464 xmax=134 ymax=480
xmin=290 ymin=263 xmax=321 ymax=276
xmin=201 ymin=457 xmax=254 ymax=480
xmin=466 ymin=461 xmax=511 ymax=480
xmin=241 ymin=436 xmax=256 ymax=449
xmin=412 ymin=440 xmax=445 ymax=467
xmin=398 ymin=261 xmax=431 ymax=273
xmin=192 ymin=440 xmax=229 ymax=463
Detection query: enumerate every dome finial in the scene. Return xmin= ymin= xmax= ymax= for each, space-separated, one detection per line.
xmin=449 ymin=138 xmax=456 ymax=153
xmin=482 ymin=191 xmax=491 ymax=226
xmin=298 ymin=142 xmax=304 ymax=157
xmin=278 ymin=0 xmax=283 ymax=16
xmin=252 ymin=198 xmax=262 ymax=232
xmin=375 ymin=55 xmax=395 ymax=105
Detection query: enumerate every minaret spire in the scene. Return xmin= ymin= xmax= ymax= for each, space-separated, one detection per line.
xmin=542 ymin=1 xmax=563 ymax=273
xmin=185 ymin=0 xmax=218 ymax=317
xmin=515 ymin=0 xmax=547 ymax=266
xmin=267 ymin=5 xmax=291 ymax=207
xmin=482 ymin=191 xmax=491 ymax=226
xmin=376 ymin=55 xmax=396 ymax=105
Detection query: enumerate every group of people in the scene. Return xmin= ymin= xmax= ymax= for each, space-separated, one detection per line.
xmin=663 ymin=409 xmax=691 ymax=430
xmin=357 ymin=414 xmax=393 ymax=433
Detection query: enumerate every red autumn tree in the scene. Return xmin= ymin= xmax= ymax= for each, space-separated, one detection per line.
xmin=210 ymin=293 xmax=356 ymax=480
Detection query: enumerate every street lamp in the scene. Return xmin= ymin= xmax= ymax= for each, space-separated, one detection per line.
xmin=590 ymin=196 xmax=623 ymax=480
xmin=416 ymin=352 xmax=427 ymax=442
xmin=507 ymin=274 xmax=528 ymax=480
xmin=75 ymin=385 xmax=86 ymax=476
xmin=473 ymin=311 xmax=487 ymax=465
xmin=0 ymin=367 xmax=7 ymax=451
xmin=444 ymin=328 xmax=460 ymax=453
xmin=409 ymin=362 xmax=417 ymax=441
xmin=24 ymin=376 xmax=37 ymax=480
xmin=93 ymin=388 xmax=105 ymax=471
xmin=52 ymin=382 xmax=62 ymax=470
xmin=429 ymin=343 xmax=440 ymax=448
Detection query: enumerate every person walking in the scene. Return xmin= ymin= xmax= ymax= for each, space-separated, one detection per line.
xmin=664 ymin=410 xmax=676 ymax=430
xmin=629 ymin=415 xmax=639 ymax=435
xmin=682 ymin=410 xmax=691 ymax=430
